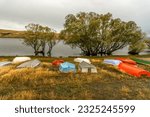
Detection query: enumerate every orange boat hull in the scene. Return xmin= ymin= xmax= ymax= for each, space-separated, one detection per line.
xmin=116 ymin=58 xmax=136 ymax=65
xmin=118 ymin=63 xmax=150 ymax=77
xmin=52 ymin=60 xmax=64 ymax=66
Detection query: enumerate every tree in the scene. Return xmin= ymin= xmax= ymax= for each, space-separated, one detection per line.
xmin=24 ymin=23 xmax=56 ymax=56
xmin=43 ymin=26 xmax=57 ymax=56
xmin=24 ymin=23 xmax=42 ymax=56
xmin=60 ymin=12 xmax=145 ymax=56
xmin=145 ymin=39 xmax=150 ymax=48
xmin=128 ymin=41 xmax=146 ymax=55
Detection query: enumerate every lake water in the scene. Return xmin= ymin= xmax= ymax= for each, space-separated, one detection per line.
xmin=0 ymin=38 xmax=149 ymax=57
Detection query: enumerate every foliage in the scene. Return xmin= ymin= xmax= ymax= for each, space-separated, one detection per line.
xmin=145 ymin=39 xmax=150 ymax=48
xmin=128 ymin=41 xmax=146 ymax=55
xmin=24 ymin=23 xmax=56 ymax=56
xmin=43 ymin=27 xmax=57 ymax=56
xmin=24 ymin=24 xmax=42 ymax=55
xmin=60 ymin=12 xmax=145 ymax=56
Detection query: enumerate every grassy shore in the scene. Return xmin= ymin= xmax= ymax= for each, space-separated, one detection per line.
xmin=0 ymin=29 xmax=24 ymax=38
xmin=0 ymin=55 xmax=150 ymax=100
xmin=0 ymin=29 xmax=59 ymax=38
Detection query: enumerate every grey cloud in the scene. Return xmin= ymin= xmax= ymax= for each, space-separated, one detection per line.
xmin=0 ymin=0 xmax=150 ymax=34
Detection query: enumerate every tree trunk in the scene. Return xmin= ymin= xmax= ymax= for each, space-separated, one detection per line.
xmin=47 ymin=51 xmax=51 ymax=57
xmin=42 ymin=48 xmax=45 ymax=56
xmin=35 ymin=51 xmax=38 ymax=56
xmin=47 ymin=47 xmax=52 ymax=57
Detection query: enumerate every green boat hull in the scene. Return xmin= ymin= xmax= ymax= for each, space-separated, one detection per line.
xmin=131 ymin=58 xmax=150 ymax=65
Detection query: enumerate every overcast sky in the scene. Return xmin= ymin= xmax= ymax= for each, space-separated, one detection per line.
xmin=0 ymin=0 xmax=150 ymax=35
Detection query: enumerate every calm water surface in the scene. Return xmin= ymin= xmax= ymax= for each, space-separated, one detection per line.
xmin=0 ymin=38 xmax=149 ymax=57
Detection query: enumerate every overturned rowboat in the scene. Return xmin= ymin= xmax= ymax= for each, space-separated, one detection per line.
xmin=79 ymin=61 xmax=97 ymax=73
xmin=118 ymin=63 xmax=150 ymax=77
xmin=116 ymin=57 xmax=136 ymax=65
xmin=74 ymin=58 xmax=91 ymax=64
xmin=131 ymin=58 xmax=150 ymax=65
xmin=52 ymin=60 xmax=64 ymax=66
xmin=103 ymin=59 xmax=122 ymax=66
xmin=59 ymin=62 xmax=76 ymax=73
xmin=17 ymin=59 xmax=41 ymax=68
xmin=13 ymin=57 xmax=31 ymax=63
xmin=0 ymin=61 xmax=12 ymax=67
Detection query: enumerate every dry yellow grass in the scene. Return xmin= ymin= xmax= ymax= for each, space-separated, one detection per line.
xmin=0 ymin=56 xmax=150 ymax=100
xmin=91 ymin=59 xmax=102 ymax=63
xmin=120 ymin=86 xmax=131 ymax=98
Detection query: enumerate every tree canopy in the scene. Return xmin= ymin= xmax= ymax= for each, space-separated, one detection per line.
xmin=24 ymin=23 xmax=56 ymax=56
xmin=128 ymin=41 xmax=146 ymax=55
xmin=145 ymin=39 xmax=150 ymax=48
xmin=60 ymin=12 xmax=145 ymax=56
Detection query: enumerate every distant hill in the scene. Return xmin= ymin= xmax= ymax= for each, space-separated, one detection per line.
xmin=0 ymin=29 xmax=25 ymax=38
xmin=0 ymin=29 xmax=60 ymax=39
